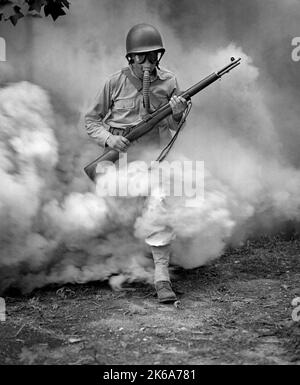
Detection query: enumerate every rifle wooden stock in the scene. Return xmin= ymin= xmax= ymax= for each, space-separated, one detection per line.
xmin=84 ymin=57 xmax=241 ymax=181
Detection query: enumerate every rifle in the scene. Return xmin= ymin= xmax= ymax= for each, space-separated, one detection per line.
xmin=84 ymin=57 xmax=241 ymax=181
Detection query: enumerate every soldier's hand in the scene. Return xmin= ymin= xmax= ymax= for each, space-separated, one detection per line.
xmin=169 ymin=95 xmax=188 ymax=121
xmin=106 ymin=135 xmax=130 ymax=152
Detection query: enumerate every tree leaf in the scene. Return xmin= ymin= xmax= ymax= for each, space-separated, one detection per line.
xmin=0 ymin=2 xmax=24 ymax=25
xmin=0 ymin=0 xmax=70 ymax=24
xmin=27 ymin=0 xmax=46 ymax=13
xmin=9 ymin=6 xmax=24 ymax=25
xmin=11 ymin=0 xmax=26 ymax=7
xmin=0 ymin=2 xmax=17 ymax=20
xmin=60 ymin=0 xmax=69 ymax=9
xmin=44 ymin=0 xmax=66 ymax=21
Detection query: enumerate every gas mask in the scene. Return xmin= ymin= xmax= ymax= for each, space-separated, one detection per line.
xmin=133 ymin=51 xmax=162 ymax=113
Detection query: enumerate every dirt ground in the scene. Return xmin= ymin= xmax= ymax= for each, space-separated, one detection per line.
xmin=0 ymin=236 xmax=299 ymax=365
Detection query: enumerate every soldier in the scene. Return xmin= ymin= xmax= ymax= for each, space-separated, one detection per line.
xmin=85 ymin=23 xmax=187 ymax=303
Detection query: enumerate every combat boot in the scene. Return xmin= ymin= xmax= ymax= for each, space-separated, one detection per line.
xmin=155 ymin=280 xmax=177 ymax=303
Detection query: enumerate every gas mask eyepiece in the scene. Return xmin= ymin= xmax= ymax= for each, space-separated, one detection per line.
xmin=133 ymin=51 xmax=160 ymax=65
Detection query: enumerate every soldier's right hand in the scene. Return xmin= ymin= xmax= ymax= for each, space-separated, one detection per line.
xmin=106 ymin=135 xmax=130 ymax=152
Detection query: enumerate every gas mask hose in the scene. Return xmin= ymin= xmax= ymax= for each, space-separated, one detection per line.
xmin=142 ymin=66 xmax=151 ymax=113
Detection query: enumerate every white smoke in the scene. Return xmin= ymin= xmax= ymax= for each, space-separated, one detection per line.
xmin=0 ymin=81 xmax=155 ymax=292
xmin=0 ymin=82 xmax=57 ymax=268
xmin=0 ymin=0 xmax=300 ymax=293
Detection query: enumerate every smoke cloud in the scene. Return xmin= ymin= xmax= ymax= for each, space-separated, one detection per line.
xmin=0 ymin=0 xmax=300 ymax=292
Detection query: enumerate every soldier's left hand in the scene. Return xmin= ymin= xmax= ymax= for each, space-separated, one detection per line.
xmin=170 ymin=95 xmax=188 ymax=120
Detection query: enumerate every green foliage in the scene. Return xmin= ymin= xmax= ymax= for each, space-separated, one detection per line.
xmin=0 ymin=0 xmax=70 ymax=25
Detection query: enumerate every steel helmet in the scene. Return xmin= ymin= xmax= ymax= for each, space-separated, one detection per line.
xmin=126 ymin=23 xmax=165 ymax=58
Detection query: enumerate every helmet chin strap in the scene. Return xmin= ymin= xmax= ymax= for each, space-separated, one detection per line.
xmin=156 ymin=51 xmax=164 ymax=69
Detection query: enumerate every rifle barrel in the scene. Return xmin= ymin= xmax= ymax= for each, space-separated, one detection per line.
xmin=217 ymin=57 xmax=241 ymax=77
